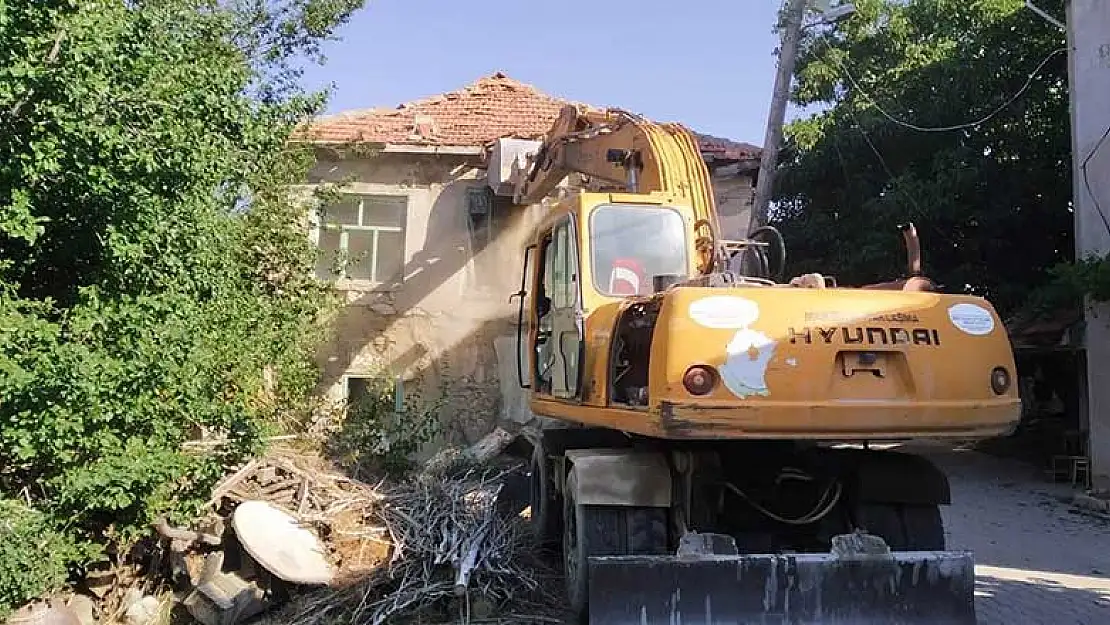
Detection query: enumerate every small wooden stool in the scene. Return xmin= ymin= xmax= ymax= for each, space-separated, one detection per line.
xmin=1050 ymin=454 xmax=1091 ymax=489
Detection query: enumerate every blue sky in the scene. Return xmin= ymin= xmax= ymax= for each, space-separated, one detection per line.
xmin=298 ymin=0 xmax=787 ymax=146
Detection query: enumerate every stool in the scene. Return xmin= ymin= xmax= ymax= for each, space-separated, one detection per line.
xmin=1050 ymin=454 xmax=1091 ymax=488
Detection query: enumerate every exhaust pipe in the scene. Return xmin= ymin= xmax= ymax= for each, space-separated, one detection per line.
xmin=861 ymin=222 xmax=936 ymax=292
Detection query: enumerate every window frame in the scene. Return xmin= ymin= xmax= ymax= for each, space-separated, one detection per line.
xmin=587 ymin=203 xmax=688 ymax=297
xmin=464 ymin=185 xmax=504 ymax=292
xmin=315 ymin=193 xmax=408 ymax=285
xmin=343 ymin=373 xmax=404 ymax=414
xmin=532 ymin=214 xmax=583 ymax=396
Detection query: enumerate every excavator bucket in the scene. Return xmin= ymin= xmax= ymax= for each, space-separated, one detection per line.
xmin=586 ymin=533 xmax=977 ymax=625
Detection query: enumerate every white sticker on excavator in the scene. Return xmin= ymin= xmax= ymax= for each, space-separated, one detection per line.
xmin=688 ymin=296 xmax=777 ymax=398
xmin=721 ymin=329 xmax=777 ymax=398
xmin=947 ymin=303 xmax=995 ymax=336
xmin=688 ymin=296 xmax=760 ymax=329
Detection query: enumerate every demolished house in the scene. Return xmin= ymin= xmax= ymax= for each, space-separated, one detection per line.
xmin=292 ymin=72 xmax=762 ymax=446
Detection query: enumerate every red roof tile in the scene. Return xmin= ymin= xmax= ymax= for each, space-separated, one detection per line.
xmin=296 ymin=72 xmax=761 ymax=161
xmin=696 ymin=132 xmax=762 ymax=162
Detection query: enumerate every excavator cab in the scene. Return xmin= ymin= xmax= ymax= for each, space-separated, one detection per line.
xmin=508 ymin=106 xmax=1014 ymax=624
xmin=522 ymin=193 xmax=696 ymax=400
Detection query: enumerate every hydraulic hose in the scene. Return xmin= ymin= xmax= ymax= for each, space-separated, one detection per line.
xmin=721 ymin=477 xmax=843 ymax=526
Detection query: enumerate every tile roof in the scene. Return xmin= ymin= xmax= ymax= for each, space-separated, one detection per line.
xmin=296 ymin=72 xmax=761 ymax=161
xmin=696 ymin=132 xmax=763 ymax=162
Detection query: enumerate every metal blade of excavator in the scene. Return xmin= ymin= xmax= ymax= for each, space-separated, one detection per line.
xmin=587 ymin=549 xmax=977 ymax=624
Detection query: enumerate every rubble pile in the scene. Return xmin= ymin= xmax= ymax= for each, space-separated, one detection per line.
xmin=204 ymin=449 xmax=392 ymax=580
xmin=141 ymin=448 xmax=395 ymax=625
xmin=280 ymin=465 xmax=557 ymax=625
xmin=5 ymin=428 xmax=558 ymax=625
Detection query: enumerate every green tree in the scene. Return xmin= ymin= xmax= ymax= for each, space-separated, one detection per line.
xmin=0 ymin=0 xmax=361 ymax=613
xmin=773 ymin=0 xmax=1072 ymax=316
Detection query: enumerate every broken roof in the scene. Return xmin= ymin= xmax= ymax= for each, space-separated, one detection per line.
xmin=297 ymin=72 xmax=761 ymax=162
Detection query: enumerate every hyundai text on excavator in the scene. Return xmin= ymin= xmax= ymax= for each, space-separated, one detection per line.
xmin=506 ymin=105 xmax=1020 ymax=624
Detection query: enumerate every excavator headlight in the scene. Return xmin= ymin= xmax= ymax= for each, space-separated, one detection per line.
xmin=990 ymin=367 xmax=1011 ymax=395
xmin=683 ymin=366 xmax=717 ymax=396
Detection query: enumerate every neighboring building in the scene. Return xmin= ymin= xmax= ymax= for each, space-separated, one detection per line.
xmin=294 ymin=72 xmax=761 ymax=446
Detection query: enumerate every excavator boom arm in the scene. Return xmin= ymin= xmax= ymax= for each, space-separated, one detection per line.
xmin=512 ymin=105 xmax=724 ymax=250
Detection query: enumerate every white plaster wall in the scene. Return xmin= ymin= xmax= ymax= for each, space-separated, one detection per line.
xmin=305 ymin=152 xmax=544 ymax=445
xmin=713 ymin=171 xmax=756 ymax=240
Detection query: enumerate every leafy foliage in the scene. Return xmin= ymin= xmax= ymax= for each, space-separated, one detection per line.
xmin=0 ymin=499 xmax=88 ymax=621
xmin=0 ymin=0 xmax=362 ymax=611
xmin=773 ymin=0 xmax=1072 ymax=316
xmin=1025 ymin=253 xmax=1110 ymax=314
xmin=328 ymin=374 xmax=444 ymax=479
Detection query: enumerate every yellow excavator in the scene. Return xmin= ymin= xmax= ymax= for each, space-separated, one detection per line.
xmin=507 ymin=105 xmax=1020 ymax=624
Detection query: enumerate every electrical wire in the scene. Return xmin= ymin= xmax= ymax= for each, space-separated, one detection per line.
xmin=834 ymin=36 xmax=1108 ymax=240
xmin=1080 ymin=123 xmax=1110 ymax=237
xmin=830 ymin=32 xmax=1105 ymax=239
xmin=843 ymin=105 xmax=960 ymax=250
xmin=830 ymin=44 xmax=1067 ymax=133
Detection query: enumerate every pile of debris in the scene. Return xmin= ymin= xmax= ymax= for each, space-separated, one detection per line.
xmin=277 ymin=465 xmax=555 ymax=625
xmin=169 ymin=447 xmax=395 ymax=625
xmin=8 ymin=428 xmax=559 ymax=625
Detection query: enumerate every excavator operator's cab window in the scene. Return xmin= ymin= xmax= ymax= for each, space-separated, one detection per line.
xmin=590 ymin=204 xmax=687 ymax=297
xmin=533 ymin=217 xmax=582 ymax=399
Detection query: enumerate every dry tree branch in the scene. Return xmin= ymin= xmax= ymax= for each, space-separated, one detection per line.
xmin=9 ymin=29 xmax=66 ymax=118
xmin=281 ymin=461 xmax=560 ymax=625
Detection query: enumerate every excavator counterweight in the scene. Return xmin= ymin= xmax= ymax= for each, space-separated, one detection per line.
xmin=505 ymin=105 xmax=1017 ymax=624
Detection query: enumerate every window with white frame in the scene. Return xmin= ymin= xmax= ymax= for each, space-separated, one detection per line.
xmin=315 ymin=195 xmax=407 ymax=284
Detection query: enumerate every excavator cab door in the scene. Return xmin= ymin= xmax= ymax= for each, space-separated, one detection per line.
xmin=533 ymin=216 xmax=583 ymax=399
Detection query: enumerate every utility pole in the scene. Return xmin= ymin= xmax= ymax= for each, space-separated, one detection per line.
xmin=749 ymin=0 xmax=808 ymax=234
xmin=1065 ymin=0 xmax=1110 ymax=488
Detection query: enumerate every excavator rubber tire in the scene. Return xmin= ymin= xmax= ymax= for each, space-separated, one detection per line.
xmin=854 ymin=503 xmax=909 ymax=550
xmin=562 ymin=470 xmax=668 ymax=624
xmin=528 ymin=444 xmax=561 ymax=549
xmin=853 ymin=502 xmax=946 ymax=551
xmin=900 ymin=503 xmax=946 ymax=550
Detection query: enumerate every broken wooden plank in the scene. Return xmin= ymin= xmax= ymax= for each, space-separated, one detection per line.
xmin=208 ymin=459 xmax=261 ymax=507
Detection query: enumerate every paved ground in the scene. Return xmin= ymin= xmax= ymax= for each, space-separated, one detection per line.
xmin=516 ymin=443 xmax=1110 ymax=623
xmin=924 ymin=444 xmax=1110 ymax=624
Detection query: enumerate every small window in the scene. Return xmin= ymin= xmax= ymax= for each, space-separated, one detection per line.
xmin=542 ymin=217 xmax=578 ymax=310
xmin=466 ymin=187 xmax=512 ymax=291
xmin=347 ymin=376 xmax=373 ymax=406
xmin=316 ymin=195 xmax=407 ymax=284
xmin=467 ymin=186 xmax=495 ymax=250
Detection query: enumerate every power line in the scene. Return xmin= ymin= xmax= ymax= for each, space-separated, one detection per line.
xmin=840 ymin=103 xmax=964 ymax=250
xmin=829 ymin=45 xmax=1067 ymax=133
xmin=1080 ymin=123 xmax=1110 ymax=237
xmin=810 ymin=36 xmax=1085 ymax=247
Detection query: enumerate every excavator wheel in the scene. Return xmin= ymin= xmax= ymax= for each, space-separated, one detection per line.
xmin=900 ymin=503 xmax=946 ymax=550
xmin=853 ymin=502 xmax=946 ymax=551
xmin=527 ymin=444 xmax=561 ymax=549
xmin=562 ymin=469 xmax=668 ymax=623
